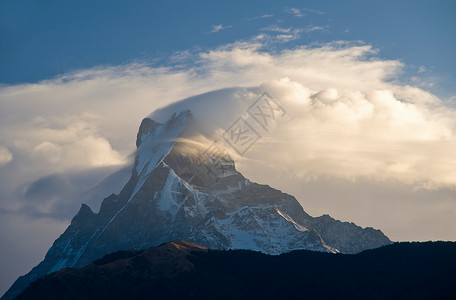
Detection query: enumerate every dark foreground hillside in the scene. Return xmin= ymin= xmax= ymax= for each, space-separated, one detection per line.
xmin=17 ymin=240 xmax=456 ymax=300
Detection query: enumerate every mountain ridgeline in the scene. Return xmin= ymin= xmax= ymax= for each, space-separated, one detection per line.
xmin=17 ymin=240 xmax=456 ymax=300
xmin=2 ymin=110 xmax=391 ymax=299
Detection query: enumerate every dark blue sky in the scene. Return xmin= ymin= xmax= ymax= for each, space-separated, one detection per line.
xmin=1 ymin=0 xmax=455 ymax=97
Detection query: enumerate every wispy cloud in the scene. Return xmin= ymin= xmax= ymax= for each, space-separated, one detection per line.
xmin=301 ymin=7 xmax=326 ymax=15
xmin=285 ymin=7 xmax=326 ymax=17
xmin=262 ymin=25 xmax=293 ymax=33
xmin=252 ymin=32 xmax=300 ymax=44
xmin=261 ymin=26 xmax=304 ymax=42
xmin=286 ymin=7 xmax=303 ymax=17
xmin=247 ymin=13 xmax=274 ymax=21
xmin=260 ymin=24 xmax=326 ymax=42
xmin=303 ymin=25 xmax=327 ymax=33
xmin=209 ymin=24 xmax=232 ymax=33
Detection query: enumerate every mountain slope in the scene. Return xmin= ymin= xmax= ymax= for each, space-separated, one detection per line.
xmin=2 ymin=110 xmax=390 ymax=300
xmin=17 ymin=241 xmax=456 ymax=300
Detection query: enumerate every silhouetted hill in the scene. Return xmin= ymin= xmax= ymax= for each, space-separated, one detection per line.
xmin=17 ymin=240 xmax=455 ymax=299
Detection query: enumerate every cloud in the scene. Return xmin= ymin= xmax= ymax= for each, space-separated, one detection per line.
xmin=147 ymin=75 xmax=456 ymax=190
xmin=303 ymin=25 xmax=327 ymax=33
xmin=198 ymin=41 xmax=401 ymax=91
xmin=247 ymin=14 xmax=274 ymax=21
xmin=301 ymin=7 xmax=326 ymax=15
xmin=260 ymin=26 xmax=304 ymax=43
xmin=1 ymin=40 xmax=455 ymax=294
xmin=0 ymin=145 xmax=12 ymax=165
xmin=245 ymin=79 xmax=456 ymax=188
xmin=2 ymin=41 xmax=451 ymax=200
xmin=285 ymin=7 xmax=326 ymax=18
xmin=262 ymin=26 xmax=293 ymax=33
xmin=286 ymin=7 xmax=304 ymax=17
xmin=1 ymin=41 xmax=452 ymax=203
xmin=259 ymin=24 xmax=327 ymax=43
xmin=30 ymin=119 xmax=125 ymax=169
xmin=209 ymin=24 xmax=232 ymax=33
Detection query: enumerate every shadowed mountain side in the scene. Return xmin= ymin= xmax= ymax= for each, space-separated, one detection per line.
xmin=2 ymin=109 xmax=391 ymax=300
xmin=17 ymin=241 xmax=456 ymax=300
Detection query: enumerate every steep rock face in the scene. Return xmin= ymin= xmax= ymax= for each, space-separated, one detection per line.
xmin=2 ymin=110 xmax=391 ymax=300
xmin=310 ymin=214 xmax=390 ymax=254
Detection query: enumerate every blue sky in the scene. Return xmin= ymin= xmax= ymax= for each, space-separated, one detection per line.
xmin=1 ymin=0 xmax=455 ymax=97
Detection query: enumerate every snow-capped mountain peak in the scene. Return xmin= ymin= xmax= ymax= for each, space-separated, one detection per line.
xmin=136 ymin=109 xmax=192 ymax=177
xmin=2 ymin=109 xmax=391 ymax=300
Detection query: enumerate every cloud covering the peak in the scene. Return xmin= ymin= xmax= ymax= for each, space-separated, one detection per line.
xmin=1 ymin=41 xmax=455 ymax=214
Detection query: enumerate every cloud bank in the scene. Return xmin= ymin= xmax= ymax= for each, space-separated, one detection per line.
xmin=1 ymin=41 xmax=454 ymax=221
xmin=1 ymin=40 xmax=456 ymax=295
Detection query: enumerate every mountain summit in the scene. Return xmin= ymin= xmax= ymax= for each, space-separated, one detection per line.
xmin=2 ymin=109 xmax=391 ymax=300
